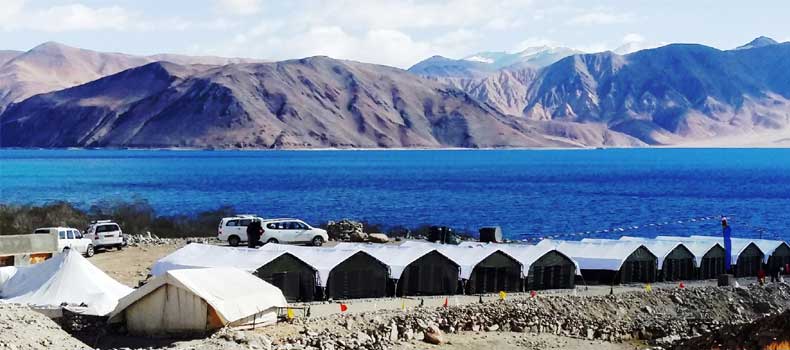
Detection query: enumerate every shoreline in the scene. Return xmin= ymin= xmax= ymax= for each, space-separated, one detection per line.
xmin=2 ymin=145 xmax=790 ymax=152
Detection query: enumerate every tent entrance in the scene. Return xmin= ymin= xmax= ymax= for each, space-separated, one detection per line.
xmin=326 ymin=252 xmax=388 ymax=299
xmin=397 ymin=251 xmax=459 ymax=296
xmin=254 ymin=253 xmax=317 ymax=302
xmin=620 ymin=246 xmax=657 ymax=284
xmin=735 ymin=243 xmax=764 ymax=277
xmin=527 ymin=251 xmax=575 ymax=290
xmin=768 ymin=244 xmax=790 ymax=276
xmin=468 ymin=251 xmax=522 ymax=294
xmin=661 ymin=245 xmax=696 ymax=281
xmin=699 ymin=245 xmax=726 ymax=280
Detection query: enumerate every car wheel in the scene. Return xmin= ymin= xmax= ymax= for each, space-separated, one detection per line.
xmin=85 ymin=245 xmax=95 ymax=257
xmin=311 ymin=236 xmax=324 ymax=247
xmin=116 ymin=244 xmax=123 ymax=251
xmin=228 ymin=236 xmax=241 ymax=247
xmin=266 ymin=238 xmax=279 ymax=244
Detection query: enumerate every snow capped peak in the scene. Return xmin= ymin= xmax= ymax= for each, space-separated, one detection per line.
xmin=462 ymin=55 xmax=496 ymax=64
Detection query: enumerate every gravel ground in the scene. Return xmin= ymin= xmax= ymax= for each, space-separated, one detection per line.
xmin=0 ymin=304 xmax=89 ymax=349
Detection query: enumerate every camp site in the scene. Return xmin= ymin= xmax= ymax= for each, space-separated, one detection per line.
xmin=2 ymin=217 xmax=790 ymax=350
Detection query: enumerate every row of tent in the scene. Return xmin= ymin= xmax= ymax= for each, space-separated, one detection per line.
xmin=536 ymin=235 xmax=790 ymax=285
xmin=151 ymin=241 xmax=581 ymax=302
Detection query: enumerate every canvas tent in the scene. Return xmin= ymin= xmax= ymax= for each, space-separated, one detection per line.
xmin=0 ymin=249 xmax=131 ymax=316
xmin=614 ymin=237 xmax=696 ymax=281
xmin=502 ymin=244 xmax=577 ymax=290
xmin=254 ymin=253 xmax=317 ymax=302
xmin=654 ymin=236 xmax=727 ymax=280
xmin=0 ymin=266 xmax=16 ymax=289
xmin=151 ymin=243 xmax=279 ymax=276
xmin=260 ymin=244 xmax=389 ymax=299
xmin=434 ymin=244 xmax=522 ymax=294
xmin=687 ymin=236 xmax=765 ymax=277
xmin=109 ymin=267 xmax=286 ymax=336
xmin=538 ymin=240 xmax=657 ymax=284
xmin=335 ymin=243 xmax=460 ymax=296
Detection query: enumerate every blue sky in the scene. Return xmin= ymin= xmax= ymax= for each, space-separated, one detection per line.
xmin=1 ymin=0 xmax=788 ymax=68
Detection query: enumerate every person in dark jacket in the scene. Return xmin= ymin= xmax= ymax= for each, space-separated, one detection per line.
xmin=246 ymin=219 xmax=263 ymax=248
xmin=770 ymin=263 xmax=781 ymax=283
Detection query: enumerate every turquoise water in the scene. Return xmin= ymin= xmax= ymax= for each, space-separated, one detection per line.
xmin=1 ymin=149 xmax=789 ymax=241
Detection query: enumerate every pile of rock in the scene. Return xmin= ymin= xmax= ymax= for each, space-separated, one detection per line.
xmin=126 ymin=232 xmax=216 ymax=247
xmin=272 ymin=283 xmax=790 ymax=350
xmin=326 ymin=220 xmax=366 ymax=242
xmin=672 ymin=308 xmax=790 ymax=349
xmin=0 ymin=303 xmax=90 ymax=349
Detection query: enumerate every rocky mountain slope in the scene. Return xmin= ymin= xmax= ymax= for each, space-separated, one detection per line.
xmin=409 ymin=46 xmax=580 ymax=79
xmin=0 ymin=42 xmax=262 ymax=113
xmin=1 ymin=37 xmax=789 ymax=149
xmin=1 ymin=57 xmax=597 ymax=148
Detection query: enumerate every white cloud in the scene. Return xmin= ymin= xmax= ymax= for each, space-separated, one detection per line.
xmin=215 ymin=0 xmax=262 ymax=16
xmin=512 ymin=38 xmax=560 ymax=52
xmin=0 ymin=0 xmax=26 ymax=22
xmin=0 ymin=3 xmax=132 ymax=32
xmin=566 ymin=11 xmax=633 ymax=26
xmin=622 ymin=33 xmax=645 ymax=44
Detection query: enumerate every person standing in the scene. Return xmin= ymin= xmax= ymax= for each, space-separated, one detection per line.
xmin=770 ymin=263 xmax=781 ymax=283
xmin=246 ymin=219 xmax=263 ymax=248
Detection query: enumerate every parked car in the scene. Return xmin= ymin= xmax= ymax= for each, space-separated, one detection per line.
xmin=261 ymin=218 xmax=328 ymax=246
xmin=84 ymin=220 xmax=124 ymax=251
xmin=218 ymin=215 xmax=263 ymax=247
xmin=34 ymin=227 xmax=95 ymax=257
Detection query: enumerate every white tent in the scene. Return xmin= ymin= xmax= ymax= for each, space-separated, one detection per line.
xmin=0 ymin=249 xmax=132 ymax=316
xmin=151 ymin=243 xmax=285 ymax=277
xmin=0 ymin=266 xmax=17 ymax=290
xmin=654 ymin=235 xmax=765 ymax=264
xmin=536 ymin=239 xmax=646 ymax=271
xmin=109 ymin=267 xmax=286 ymax=336
xmin=259 ymin=244 xmax=388 ymax=287
xmin=692 ymin=236 xmax=786 ymax=264
xmin=501 ymin=244 xmax=580 ymax=276
xmin=586 ymin=237 xmax=691 ymax=269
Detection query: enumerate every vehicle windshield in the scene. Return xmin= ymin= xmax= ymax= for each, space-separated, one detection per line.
xmin=34 ymin=229 xmax=49 ymax=234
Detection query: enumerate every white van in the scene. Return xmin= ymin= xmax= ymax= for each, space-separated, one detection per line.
xmin=217 ymin=215 xmax=263 ymax=247
xmin=34 ymin=227 xmax=95 ymax=257
xmin=260 ymin=218 xmax=328 ymax=246
xmin=84 ymin=220 xmax=124 ymax=251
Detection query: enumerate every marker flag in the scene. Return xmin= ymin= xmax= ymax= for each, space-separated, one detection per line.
xmin=443 ymin=297 xmax=448 ymax=308
xmin=286 ymin=308 xmax=294 ymax=319
xmin=499 ymin=291 xmax=507 ymax=300
xmin=645 ymin=284 xmax=652 ymax=292
xmin=340 ymin=303 xmax=348 ymax=312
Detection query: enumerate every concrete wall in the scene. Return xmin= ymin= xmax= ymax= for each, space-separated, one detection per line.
xmin=0 ymin=234 xmax=58 ymax=266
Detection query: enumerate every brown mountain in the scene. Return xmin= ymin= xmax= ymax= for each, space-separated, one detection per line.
xmin=2 ymin=57 xmax=610 ymax=148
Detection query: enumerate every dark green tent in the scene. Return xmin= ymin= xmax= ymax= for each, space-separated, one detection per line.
xmin=326 ymin=251 xmax=389 ymax=299
xmin=527 ymin=250 xmax=576 ymax=290
xmin=467 ymin=251 xmax=523 ymax=294
xmin=254 ymin=252 xmax=317 ymax=302
xmin=397 ymin=251 xmax=459 ymax=296
xmin=661 ymin=244 xmax=696 ymax=281
xmin=619 ymin=246 xmax=658 ymax=284
xmin=767 ymin=243 xmax=790 ymax=276
xmin=735 ymin=243 xmax=764 ymax=277
xmin=698 ymin=244 xmax=726 ymax=280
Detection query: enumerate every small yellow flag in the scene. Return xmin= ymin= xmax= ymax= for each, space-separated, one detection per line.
xmin=499 ymin=291 xmax=507 ymax=300
xmin=401 ymin=299 xmax=406 ymax=310
xmin=286 ymin=308 xmax=294 ymax=319
xmin=645 ymin=284 xmax=652 ymax=292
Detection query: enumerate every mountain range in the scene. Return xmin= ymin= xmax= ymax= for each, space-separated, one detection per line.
xmin=1 ymin=38 xmax=789 ymax=149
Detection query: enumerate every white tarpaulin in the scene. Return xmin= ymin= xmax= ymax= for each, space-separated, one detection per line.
xmin=0 ymin=249 xmax=132 ymax=316
xmin=109 ymin=267 xmax=286 ymax=335
xmin=585 ymin=237 xmax=690 ymax=269
xmin=690 ymin=235 xmax=774 ymax=263
xmin=259 ymin=244 xmax=387 ymax=287
xmin=653 ymin=235 xmax=766 ymax=264
xmin=536 ymin=239 xmax=646 ymax=271
xmin=0 ymin=266 xmax=17 ymax=290
xmin=651 ymin=236 xmax=724 ymax=266
xmin=151 ymin=243 xmax=285 ymax=277
xmin=333 ymin=242 xmax=443 ymax=279
xmin=500 ymin=244 xmax=580 ymax=276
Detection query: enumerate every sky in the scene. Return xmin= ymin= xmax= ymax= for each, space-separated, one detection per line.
xmin=1 ymin=0 xmax=789 ymax=68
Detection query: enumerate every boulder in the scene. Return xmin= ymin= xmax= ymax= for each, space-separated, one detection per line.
xmin=423 ymin=325 xmax=445 ymax=345
xmin=368 ymin=233 xmax=389 ymax=243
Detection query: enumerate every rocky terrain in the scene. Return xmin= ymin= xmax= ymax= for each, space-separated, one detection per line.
xmin=1 ymin=38 xmax=790 ymax=148
xmin=0 ymin=303 xmax=89 ymax=349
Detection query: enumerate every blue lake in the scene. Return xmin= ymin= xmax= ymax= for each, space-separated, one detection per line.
xmin=1 ymin=149 xmax=789 ymax=241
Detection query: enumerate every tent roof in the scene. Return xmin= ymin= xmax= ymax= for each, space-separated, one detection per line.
xmin=151 ymin=243 xmax=287 ymax=277
xmin=110 ymin=267 xmax=286 ymax=325
xmin=587 ymin=237 xmax=691 ymax=269
xmin=259 ymin=244 xmax=388 ymax=287
xmin=654 ymin=235 xmax=766 ymax=263
xmin=0 ymin=266 xmax=18 ymax=290
xmin=689 ymin=235 xmax=772 ymax=263
xmin=333 ymin=242 xmax=454 ymax=279
xmin=651 ymin=236 xmax=724 ymax=265
xmin=0 ymin=250 xmax=132 ymax=316
xmin=500 ymin=244 xmax=580 ymax=276
xmin=536 ymin=239 xmax=651 ymax=271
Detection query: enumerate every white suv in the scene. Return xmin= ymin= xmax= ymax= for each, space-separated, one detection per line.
xmin=218 ymin=215 xmax=263 ymax=247
xmin=84 ymin=220 xmax=124 ymax=251
xmin=261 ymin=219 xmax=328 ymax=246
xmin=34 ymin=227 xmax=95 ymax=257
